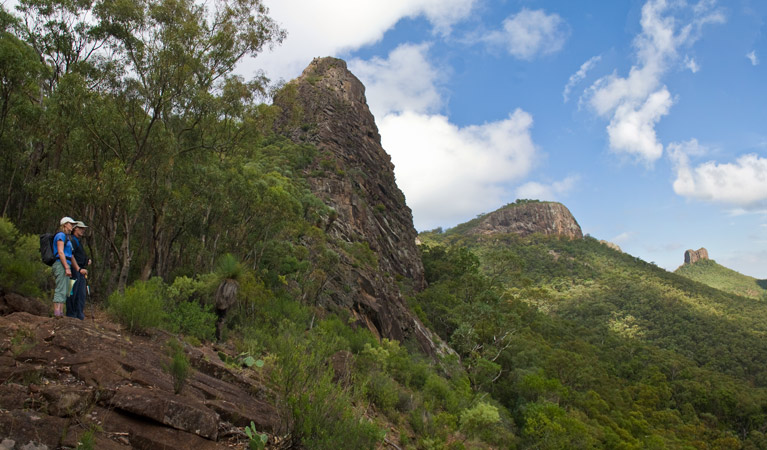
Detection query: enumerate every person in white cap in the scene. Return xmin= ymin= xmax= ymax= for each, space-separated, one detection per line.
xmin=66 ymin=221 xmax=91 ymax=320
xmin=52 ymin=217 xmax=82 ymax=317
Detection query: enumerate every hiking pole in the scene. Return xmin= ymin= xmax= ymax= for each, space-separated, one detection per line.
xmin=85 ymin=274 xmax=95 ymax=322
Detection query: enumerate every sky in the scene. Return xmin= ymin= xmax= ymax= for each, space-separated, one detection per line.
xmin=239 ymin=0 xmax=767 ymax=278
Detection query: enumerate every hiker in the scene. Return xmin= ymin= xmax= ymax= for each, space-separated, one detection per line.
xmin=66 ymin=221 xmax=90 ymax=320
xmin=52 ymin=217 xmax=81 ymax=317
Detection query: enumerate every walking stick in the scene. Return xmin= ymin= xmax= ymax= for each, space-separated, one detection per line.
xmin=85 ymin=274 xmax=95 ymax=322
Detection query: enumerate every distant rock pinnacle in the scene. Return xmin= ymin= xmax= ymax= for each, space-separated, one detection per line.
xmin=684 ymin=248 xmax=709 ymax=265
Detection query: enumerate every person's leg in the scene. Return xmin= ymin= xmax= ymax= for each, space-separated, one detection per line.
xmin=52 ymin=262 xmax=68 ymax=317
xmin=75 ymin=273 xmax=87 ymax=320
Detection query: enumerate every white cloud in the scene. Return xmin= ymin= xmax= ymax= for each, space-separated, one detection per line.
xmin=378 ymin=110 xmax=537 ymax=230
xmin=670 ymin=139 xmax=767 ymax=208
xmin=612 ymin=231 xmax=637 ymax=244
xmin=244 ymin=0 xmax=477 ymax=81
xmin=606 ymin=88 xmax=672 ymax=164
xmin=746 ymin=50 xmax=759 ymax=66
xmin=484 ymin=9 xmax=569 ymax=60
xmin=684 ymin=55 xmax=700 ymax=73
xmin=350 ymin=44 xmax=540 ymax=230
xmin=349 ymin=43 xmax=443 ymax=118
xmin=584 ymin=0 xmax=723 ymax=164
xmin=563 ymin=56 xmax=601 ymax=103
xmin=515 ymin=176 xmax=579 ymax=201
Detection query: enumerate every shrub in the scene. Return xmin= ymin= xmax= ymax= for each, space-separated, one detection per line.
xmin=423 ymin=374 xmax=460 ymax=413
xmin=166 ymin=339 xmax=191 ymax=394
xmin=272 ymin=330 xmax=383 ymax=449
xmin=107 ymin=278 xmax=166 ymax=334
xmin=166 ymin=300 xmax=217 ymax=342
xmin=367 ymin=372 xmax=400 ymax=417
xmin=0 ymin=218 xmax=47 ymax=297
xmin=459 ymin=402 xmax=501 ymax=439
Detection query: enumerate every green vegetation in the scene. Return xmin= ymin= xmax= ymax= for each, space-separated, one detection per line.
xmin=412 ymin=231 xmax=767 ymax=448
xmin=244 ymin=421 xmax=268 ymax=450
xmin=107 ymin=278 xmax=167 ymax=334
xmin=675 ymin=258 xmax=767 ymax=299
xmin=0 ymin=218 xmax=48 ymax=298
xmin=166 ymin=339 xmax=191 ymax=394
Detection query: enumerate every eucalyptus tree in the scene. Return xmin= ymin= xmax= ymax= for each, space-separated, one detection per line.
xmin=0 ymin=8 xmax=47 ymax=220
xmin=9 ymin=0 xmax=284 ymax=291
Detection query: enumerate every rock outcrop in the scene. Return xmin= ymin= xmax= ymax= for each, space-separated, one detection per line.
xmin=600 ymin=240 xmax=622 ymax=252
xmin=684 ymin=248 xmax=709 ymax=264
xmin=466 ymin=200 xmax=583 ymax=239
xmin=273 ymin=57 xmax=445 ymax=356
xmin=0 ymin=291 xmax=276 ymax=449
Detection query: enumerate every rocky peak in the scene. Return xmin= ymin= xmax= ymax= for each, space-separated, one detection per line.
xmin=684 ymin=248 xmax=709 ymax=265
xmin=273 ymin=57 xmax=444 ymax=356
xmin=466 ymin=200 xmax=583 ymax=239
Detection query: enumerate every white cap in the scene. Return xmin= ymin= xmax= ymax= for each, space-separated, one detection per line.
xmin=60 ymin=216 xmax=76 ymax=225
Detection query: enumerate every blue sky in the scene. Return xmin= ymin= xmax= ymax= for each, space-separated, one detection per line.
xmin=245 ymin=0 xmax=767 ymax=277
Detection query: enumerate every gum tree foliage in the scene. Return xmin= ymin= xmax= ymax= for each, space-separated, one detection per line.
xmin=1 ymin=0 xmax=287 ymax=293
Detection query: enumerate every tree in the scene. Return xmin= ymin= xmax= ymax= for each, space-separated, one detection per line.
xmin=10 ymin=0 xmax=285 ymax=292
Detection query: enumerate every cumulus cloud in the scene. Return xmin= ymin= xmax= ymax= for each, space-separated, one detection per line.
xmin=684 ymin=55 xmax=700 ymax=73
xmin=350 ymin=43 xmax=540 ymax=230
xmin=746 ymin=50 xmax=759 ymax=66
xmin=563 ymin=56 xmax=601 ymax=103
xmin=484 ymin=9 xmax=569 ymax=59
xmin=670 ymin=139 xmax=767 ymax=208
xmin=515 ymin=176 xmax=579 ymax=201
xmin=349 ymin=43 xmax=443 ymax=118
xmin=244 ymin=0 xmax=477 ymax=81
xmin=584 ymin=0 xmax=723 ymax=164
xmin=379 ymin=110 xmax=537 ymax=230
xmin=612 ymin=231 xmax=638 ymax=244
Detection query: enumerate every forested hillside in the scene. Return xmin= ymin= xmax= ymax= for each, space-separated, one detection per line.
xmin=675 ymin=258 xmax=767 ymax=300
xmin=416 ymin=227 xmax=767 ymax=448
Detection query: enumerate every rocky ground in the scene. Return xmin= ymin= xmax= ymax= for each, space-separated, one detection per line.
xmin=0 ymin=290 xmax=278 ymax=449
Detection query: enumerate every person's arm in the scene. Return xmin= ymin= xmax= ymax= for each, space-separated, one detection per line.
xmin=70 ymin=238 xmax=83 ymax=275
xmin=57 ymin=239 xmax=71 ymax=277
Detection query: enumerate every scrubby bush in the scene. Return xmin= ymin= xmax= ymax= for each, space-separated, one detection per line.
xmin=459 ymin=402 xmax=501 ymax=439
xmin=0 ymin=218 xmax=48 ymax=297
xmin=166 ymin=300 xmax=217 ymax=342
xmin=166 ymin=339 xmax=191 ymax=394
xmin=107 ymin=278 xmax=165 ymax=334
xmin=367 ymin=371 xmax=401 ymax=418
xmin=272 ymin=329 xmax=383 ymax=449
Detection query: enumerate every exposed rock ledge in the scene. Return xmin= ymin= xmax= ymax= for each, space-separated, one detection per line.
xmin=684 ymin=248 xmax=709 ymax=265
xmin=467 ymin=201 xmax=583 ymax=240
xmin=0 ymin=290 xmax=276 ymax=449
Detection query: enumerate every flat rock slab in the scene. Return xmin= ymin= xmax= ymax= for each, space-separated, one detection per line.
xmin=0 ymin=410 xmax=69 ymax=449
xmin=93 ymin=406 xmax=229 ymax=450
xmin=108 ymin=385 xmax=220 ymax=440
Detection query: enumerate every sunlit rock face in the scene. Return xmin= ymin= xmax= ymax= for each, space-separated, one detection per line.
xmin=684 ymin=248 xmax=709 ymax=265
xmin=467 ymin=201 xmax=583 ymax=240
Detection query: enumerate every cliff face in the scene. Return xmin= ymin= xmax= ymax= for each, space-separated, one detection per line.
xmin=273 ymin=57 xmax=443 ymax=355
xmin=684 ymin=248 xmax=709 ymax=265
xmin=467 ymin=201 xmax=583 ymax=239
